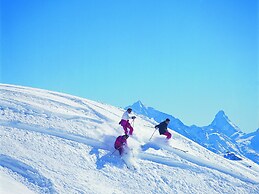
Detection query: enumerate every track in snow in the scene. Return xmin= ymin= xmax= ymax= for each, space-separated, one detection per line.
xmin=0 ymin=154 xmax=56 ymax=193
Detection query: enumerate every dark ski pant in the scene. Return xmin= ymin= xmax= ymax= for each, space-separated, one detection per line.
xmin=115 ymin=145 xmax=124 ymax=155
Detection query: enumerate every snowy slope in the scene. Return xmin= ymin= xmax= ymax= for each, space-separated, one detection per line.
xmin=129 ymin=101 xmax=259 ymax=164
xmin=1 ymin=84 xmax=259 ymax=194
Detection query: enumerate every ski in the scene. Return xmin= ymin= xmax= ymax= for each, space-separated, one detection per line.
xmin=171 ymin=147 xmax=188 ymax=153
xmin=121 ymin=158 xmax=131 ymax=169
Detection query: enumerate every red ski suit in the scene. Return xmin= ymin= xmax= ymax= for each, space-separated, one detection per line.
xmin=114 ymin=136 xmax=127 ymax=155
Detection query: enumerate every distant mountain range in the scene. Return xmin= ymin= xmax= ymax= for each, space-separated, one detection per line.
xmin=127 ymin=101 xmax=259 ymax=164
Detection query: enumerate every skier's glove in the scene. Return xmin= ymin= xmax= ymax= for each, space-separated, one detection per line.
xmin=132 ymin=116 xmax=136 ymax=119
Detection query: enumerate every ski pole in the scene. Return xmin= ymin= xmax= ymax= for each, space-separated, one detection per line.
xmin=110 ymin=144 xmax=124 ymax=156
xmin=130 ymin=117 xmax=135 ymax=126
xmin=110 ymin=149 xmax=118 ymax=156
xmin=144 ymin=125 xmax=154 ymax=128
xmin=132 ymin=119 xmax=135 ymax=127
xmin=149 ymin=128 xmax=158 ymax=141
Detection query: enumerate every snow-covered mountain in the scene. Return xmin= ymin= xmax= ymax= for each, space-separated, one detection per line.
xmin=128 ymin=101 xmax=259 ymax=164
xmin=238 ymin=129 xmax=259 ymax=151
xmin=209 ymin=110 xmax=244 ymax=139
xmin=237 ymin=129 xmax=259 ymax=165
xmin=1 ymin=84 xmax=259 ymax=194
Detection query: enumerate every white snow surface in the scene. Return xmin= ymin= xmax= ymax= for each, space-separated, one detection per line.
xmin=0 ymin=168 xmax=35 ymax=194
xmin=0 ymin=84 xmax=259 ymax=194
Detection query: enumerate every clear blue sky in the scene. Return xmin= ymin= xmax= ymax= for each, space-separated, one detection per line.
xmin=1 ymin=0 xmax=258 ymax=132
